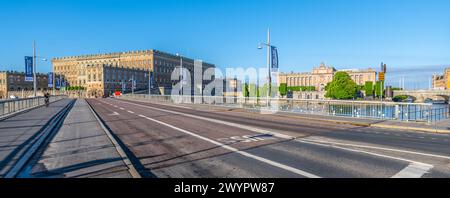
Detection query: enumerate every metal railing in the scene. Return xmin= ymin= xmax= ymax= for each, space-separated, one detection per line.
xmin=0 ymin=95 xmax=67 ymax=118
xmin=119 ymin=94 xmax=449 ymax=123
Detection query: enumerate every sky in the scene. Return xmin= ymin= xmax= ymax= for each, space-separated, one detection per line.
xmin=0 ymin=0 xmax=449 ymax=89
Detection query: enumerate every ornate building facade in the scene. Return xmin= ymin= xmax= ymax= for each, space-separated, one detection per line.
xmin=432 ymin=68 xmax=450 ymax=90
xmin=278 ymin=63 xmax=377 ymax=91
xmin=0 ymin=71 xmax=49 ymax=99
xmin=52 ymin=50 xmax=215 ymax=97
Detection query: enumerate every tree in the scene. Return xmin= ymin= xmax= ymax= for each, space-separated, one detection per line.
xmin=364 ymin=81 xmax=374 ymax=97
xmin=375 ymin=81 xmax=384 ymax=98
xmin=279 ymin=83 xmax=287 ymax=97
xmin=325 ymin=71 xmax=359 ymax=99
xmin=242 ymin=83 xmax=250 ymax=97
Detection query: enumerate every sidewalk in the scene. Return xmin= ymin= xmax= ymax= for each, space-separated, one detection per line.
xmin=276 ymin=111 xmax=450 ymax=134
xmin=26 ymin=99 xmax=136 ymax=178
xmin=0 ymin=99 xmax=73 ymax=177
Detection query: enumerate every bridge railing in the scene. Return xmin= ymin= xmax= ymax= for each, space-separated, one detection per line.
xmin=119 ymin=94 xmax=449 ymax=123
xmin=0 ymin=95 xmax=67 ymax=118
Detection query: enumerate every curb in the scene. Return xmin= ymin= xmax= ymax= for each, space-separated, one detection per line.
xmin=370 ymin=124 xmax=450 ymax=134
xmin=278 ymin=113 xmax=450 ymax=134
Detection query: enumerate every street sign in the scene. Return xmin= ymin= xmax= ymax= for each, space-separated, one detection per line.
xmin=379 ymin=72 xmax=385 ymax=81
xmin=25 ymin=56 xmax=33 ymax=82
xmin=48 ymin=72 xmax=53 ymax=88
xmin=271 ymin=46 xmax=279 ymax=72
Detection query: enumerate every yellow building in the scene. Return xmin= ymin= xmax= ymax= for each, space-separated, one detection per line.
xmin=0 ymin=71 xmax=49 ymax=99
xmin=432 ymin=68 xmax=450 ymax=90
xmin=278 ymin=63 xmax=377 ymax=91
xmin=52 ymin=50 xmax=215 ymax=97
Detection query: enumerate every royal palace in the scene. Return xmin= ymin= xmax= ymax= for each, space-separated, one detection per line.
xmin=52 ymin=50 xmax=215 ymax=97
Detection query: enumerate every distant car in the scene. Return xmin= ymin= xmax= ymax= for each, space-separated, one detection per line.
xmin=9 ymin=95 xmax=18 ymax=99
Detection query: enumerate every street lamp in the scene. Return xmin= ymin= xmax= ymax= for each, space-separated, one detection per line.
xmin=32 ymin=41 xmax=48 ymax=97
xmin=257 ymin=28 xmax=274 ymax=106
xmin=176 ymin=53 xmax=184 ymax=96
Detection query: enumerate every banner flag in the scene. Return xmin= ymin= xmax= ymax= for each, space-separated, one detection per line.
xmin=25 ymin=56 xmax=33 ymax=81
xmin=48 ymin=72 xmax=53 ymax=88
xmin=271 ymin=46 xmax=279 ymax=72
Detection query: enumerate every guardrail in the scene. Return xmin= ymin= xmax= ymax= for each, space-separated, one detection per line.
xmin=0 ymin=95 xmax=67 ymax=118
xmin=119 ymin=94 xmax=450 ymax=123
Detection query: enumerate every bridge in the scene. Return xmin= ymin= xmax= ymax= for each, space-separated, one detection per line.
xmin=393 ymin=90 xmax=450 ymax=103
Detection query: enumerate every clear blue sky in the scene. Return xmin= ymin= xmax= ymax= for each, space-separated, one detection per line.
xmin=0 ymin=0 xmax=449 ymax=89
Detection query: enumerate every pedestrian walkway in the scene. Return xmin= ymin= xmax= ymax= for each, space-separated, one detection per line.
xmin=26 ymin=99 xmax=133 ymax=178
xmin=0 ymin=99 xmax=73 ymax=177
xmin=276 ymin=111 xmax=450 ymax=134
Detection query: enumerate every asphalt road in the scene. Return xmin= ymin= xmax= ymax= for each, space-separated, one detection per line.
xmin=86 ymin=98 xmax=450 ymax=178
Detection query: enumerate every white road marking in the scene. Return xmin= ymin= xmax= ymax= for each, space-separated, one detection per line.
xmin=137 ymin=114 xmax=320 ymax=178
xmin=114 ymin=99 xmax=439 ymax=178
xmin=295 ymin=139 xmax=434 ymax=178
xmin=127 ymin=111 xmax=135 ymax=114
xmin=300 ymin=137 xmax=450 ymax=160
xmin=120 ymin=107 xmax=125 ymax=110
xmin=115 ymin=100 xmax=293 ymax=139
xmin=392 ymin=163 xmax=433 ymax=178
xmin=108 ymin=112 xmax=120 ymax=116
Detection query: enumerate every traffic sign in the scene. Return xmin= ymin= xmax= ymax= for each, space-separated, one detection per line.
xmin=379 ymin=72 xmax=385 ymax=81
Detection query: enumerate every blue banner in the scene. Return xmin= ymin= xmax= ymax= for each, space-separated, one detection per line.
xmin=150 ymin=72 xmax=154 ymax=89
xmin=48 ymin=72 xmax=53 ymax=88
xmin=271 ymin=46 xmax=278 ymax=72
xmin=25 ymin=56 xmax=33 ymax=81
xmin=55 ymin=75 xmax=60 ymax=89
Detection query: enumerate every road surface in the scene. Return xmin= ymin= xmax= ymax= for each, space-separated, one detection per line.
xmin=86 ymin=98 xmax=450 ymax=178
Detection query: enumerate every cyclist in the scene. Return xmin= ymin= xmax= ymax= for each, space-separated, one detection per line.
xmin=44 ymin=92 xmax=50 ymax=107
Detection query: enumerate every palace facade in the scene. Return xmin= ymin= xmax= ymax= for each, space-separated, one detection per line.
xmin=52 ymin=50 xmax=215 ymax=97
xmin=278 ymin=63 xmax=377 ymax=91
xmin=0 ymin=71 xmax=49 ymax=99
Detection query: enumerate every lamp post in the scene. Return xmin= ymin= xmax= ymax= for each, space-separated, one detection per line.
xmin=258 ymin=28 xmax=274 ymax=106
xmin=32 ymin=41 xmax=48 ymax=97
xmin=176 ymin=53 xmax=183 ymax=97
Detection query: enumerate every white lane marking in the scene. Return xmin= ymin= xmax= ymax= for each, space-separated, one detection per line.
xmin=108 ymin=112 xmax=120 ymax=116
xmin=137 ymin=114 xmax=320 ymax=178
xmin=114 ymin=105 xmax=118 ymax=108
xmin=392 ymin=163 xmax=433 ymax=178
xmin=127 ymin=111 xmax=135 ymax=114
xmin=296 ymin=139 xmax=434 ymax=178
xmin=120 ymin=107 xmax=125 ymax=110
xmin=115 ymin=99 xmax=439 ymax=177
xmin=116 ymin=100 xmax=293 ymax=139
xmin=300 ymin=137 xmax=450 ymax=160
xmin=115 ymin=99 xmax=450 ymax=160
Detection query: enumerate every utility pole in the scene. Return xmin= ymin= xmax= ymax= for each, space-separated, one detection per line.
xmin=267 ymin=28 xmax=271 ymax=106
xmin=33 ymin=41 xmax=37 ymax=97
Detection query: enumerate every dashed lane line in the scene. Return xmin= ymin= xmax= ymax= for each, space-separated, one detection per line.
xmin=137 ymin=114 xmax=320 ymax=178
xmin=112 ymin=99 xmax=442 ymax=178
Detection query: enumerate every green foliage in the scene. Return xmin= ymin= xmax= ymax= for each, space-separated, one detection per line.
xmin=364 ymin=81 xmax=374 ymax=96
xmin=325 ymin=71 xmax=359 ymax=99
xmin=279 ymin=83 xmax=287 ymax=96
xmin=66 ymin=86 xmax=85 ymax=91
xmin=248 ymin=83 xmax=260 ymax=98
xmin=393 ymin=95 xmax=408 ymax=102
xmin=391 ymin=87 xmax=403 ymax=91
xmin=375 ymin=81 xmax=385 ymax=98
xmin=242 ymin=83 xmax=250 ymax=97
xmin=287 ymin=86 xmax=316 ymax=92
